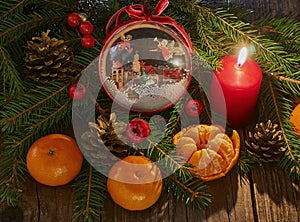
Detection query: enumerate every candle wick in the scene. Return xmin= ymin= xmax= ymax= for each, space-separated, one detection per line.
xmin=238 ymin=63 xmax=242 ymax=68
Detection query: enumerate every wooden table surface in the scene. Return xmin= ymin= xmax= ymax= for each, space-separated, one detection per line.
xmin=0 ymin=128 xmax=299 ymax=222
xmin=0 ymin=157 xmax=299 ymax=222
xmin=1 ymin=0 xmax=300 ymax=221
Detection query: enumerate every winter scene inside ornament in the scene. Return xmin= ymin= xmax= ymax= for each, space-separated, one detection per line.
xmin=99 ymin=22 xmax=192 ymax=113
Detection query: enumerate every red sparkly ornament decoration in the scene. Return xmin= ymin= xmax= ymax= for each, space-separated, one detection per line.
xmin=79 ymin=21 xmax=94 ymax=35
xmin=126 ymin=118 xmax=151 ymax=144
xmin=185 ymin=99 xmax=203 ymax=117
xmin=68 ymin=83 xmax=87 ymax=100
xmin=81 ymin=35 xmax=95 ymax=48
xmin=67 ymin=13 xmax=81 ymax=27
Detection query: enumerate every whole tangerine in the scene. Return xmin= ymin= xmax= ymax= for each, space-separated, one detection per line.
xmin=26 ymin=134 xmax=83 ymax=186
xmin=290 ymin=103 xmax=300 ymax=136
xmin=107 ymin=156 xmax=163 ymax=211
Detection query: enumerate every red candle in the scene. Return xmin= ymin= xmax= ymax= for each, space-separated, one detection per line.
xmin=210 ymin=47 xmax=262 ymax=128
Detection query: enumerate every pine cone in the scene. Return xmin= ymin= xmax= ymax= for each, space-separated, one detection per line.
xmin=80 ymin=113 xmax=129 ymax=170
xmin=245 ymin=120 xmax=286 ymax=163
xmin=25 ymin=30 xmax=74 ymax=82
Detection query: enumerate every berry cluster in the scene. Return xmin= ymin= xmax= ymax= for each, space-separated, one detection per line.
xmin=67 ymin=13 xmax=95 ymax=48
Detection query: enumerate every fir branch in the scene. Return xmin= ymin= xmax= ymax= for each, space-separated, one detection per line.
xmin=28 ymin=101 xmax=71 ymax=130
xmin=164 ymin=101 xmax=183 ymax=139
xmin=147 ymin=138 xmax=189 ymax=172
xmin=168 ymin=175 xmax=202 ymax=202
xmin=165 ymin=172 xmax=211 ymax=209
xmin=44 ymin=0 xmax=76 ymax=10
xmin=0 ymin=83 xmax=71 ymax=134
xmin=258 ymin=75 xmax=300 ymax=179
xmin=199 ymin=6 xmax=295 ymax=70
xmin=234 ymin=150 xmax=254 ymax=176
xmin=2 ymin=84 xmax=68 ymax=126
xmin=0 ymin=0 xmax=26 ymax=20
xmin=1 ymin=15 xmax=64 ymax=45
xmin=85 ymin=165 xmax=93 ymax=220
xmin=72 ymin=162 xmax=107 ymax=222
xmin=254 ymin=18 xmax=300 ymax=55
xmin=272 ymin=73 xmax=300 ymax=85
xmin=0 ymin=46 xmax=24 ymax=98
xmin=267 ymin=76 xmax=297 ymax=165
xmin=0 ymin=154 xmax=27 ymax=206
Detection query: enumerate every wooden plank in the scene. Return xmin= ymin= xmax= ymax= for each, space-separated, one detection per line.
xmin=230 ymin=0 xmax=300 ymax=19
xmin=203 ymin=176 xmax=232 ymax=222
xmin=169 ymin=195 xmax=188 ymax=222
xmin=102 ymin=193 xmax=172 ymax=222
xmin=225 ymin=172 xmax=255 ymax=222
xmin=0 ymin=178 xmax=38 ymax=222
xmin=251 ymin=165 xmax=299 ymax=222
xmin=55 ymin=185 xmax=76 ymax=222
xmin=37 ymin=183 xmax=75 ymax=222
xmin=18 ymin=179 xmax=39 ymax=221
xmin=292 ymin=182 xmax=300 ymax=222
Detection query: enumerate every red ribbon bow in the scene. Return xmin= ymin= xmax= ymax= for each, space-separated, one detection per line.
xmin=105 ymin=0 xmax=193 ymax=51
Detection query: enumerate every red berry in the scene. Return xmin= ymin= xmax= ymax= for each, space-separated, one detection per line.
xmin=81 ymin=35 xmax=95 ymax=48
xmin=126 ymin=118 xmax=151 ymax=144
xmin=68 ymin=83 xmax=86 ymax=100
xmin=79 ymin=21 xmax=94 ymax=35
xmin=185 ymin=99 xmax=203 ymax=117
xmin=67 ymin=13 xmax=81 ymax=28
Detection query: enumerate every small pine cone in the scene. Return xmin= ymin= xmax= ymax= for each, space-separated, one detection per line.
xmin=79 ymin=113 xmax=129 ymax=170
xmin=245 ymin=120 xmax=286 ymax=163
xmin=25 ymin=30 xmax=74 ymax=82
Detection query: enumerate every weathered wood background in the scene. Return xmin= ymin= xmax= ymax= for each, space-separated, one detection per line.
xmin=1 ymin=0 xmax=300 ymax=221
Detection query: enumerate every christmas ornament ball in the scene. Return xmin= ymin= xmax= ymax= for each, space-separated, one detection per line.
xmin=81 ymin=34 xmax=95 ymax=48
xmin=67 ymin=13 xmax=81 ymax=27
xmin=107 ymin=156 xmax=163 ymax=211
xmin=68 ymin=83 xmax=87 ymax=100
xmin=126 ymin=118 xmax=150 ymax=144
xmin=290 ymin=103 xmax=300 ymax=136
xmin=99 ymin=22 xmax=192 ymax=114
xmin=185 ymin=99 xmax=203 ymax=117
xmin=26 ymin=134 xmax=83 ymax=186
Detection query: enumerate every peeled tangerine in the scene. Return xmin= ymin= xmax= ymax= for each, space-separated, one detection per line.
xmin=173 ymin=124 xmax=240 ymax=181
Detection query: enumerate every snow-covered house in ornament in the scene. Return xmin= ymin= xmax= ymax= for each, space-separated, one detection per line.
xmin=111 ymin=60 xmax=125 ymax=89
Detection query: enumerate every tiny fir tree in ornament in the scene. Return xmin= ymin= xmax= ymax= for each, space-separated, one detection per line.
xmin=25 ymin=30 xmax=75 ymax=82
xmin=245 ymin=120 xmax=286 ymax=163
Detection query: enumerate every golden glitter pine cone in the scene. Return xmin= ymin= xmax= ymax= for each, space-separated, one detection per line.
xmin=25 ymin=30 xmax=74 ymax=82
xmin=80 ymin=113 xmax=129 ymax=168
xmin=245 ymin=120 xmax=286 ymax=163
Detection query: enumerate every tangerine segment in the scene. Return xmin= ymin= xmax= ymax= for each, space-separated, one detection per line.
xmin=208 ymin=133 xmax=234 ymax=165
xmin=107 ymin=156 xmax=163 ymax=211
xmin=189 ymin=149 xmax=226 ymax=177
xmin=176 ymin=137 xmax=197 ymax=160
xmin=26 ymin=134 xmax=83 ymax=186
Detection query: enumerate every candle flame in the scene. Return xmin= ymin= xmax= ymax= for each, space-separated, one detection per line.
xmin=237 ymin=47 xmax=248 ymax=67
